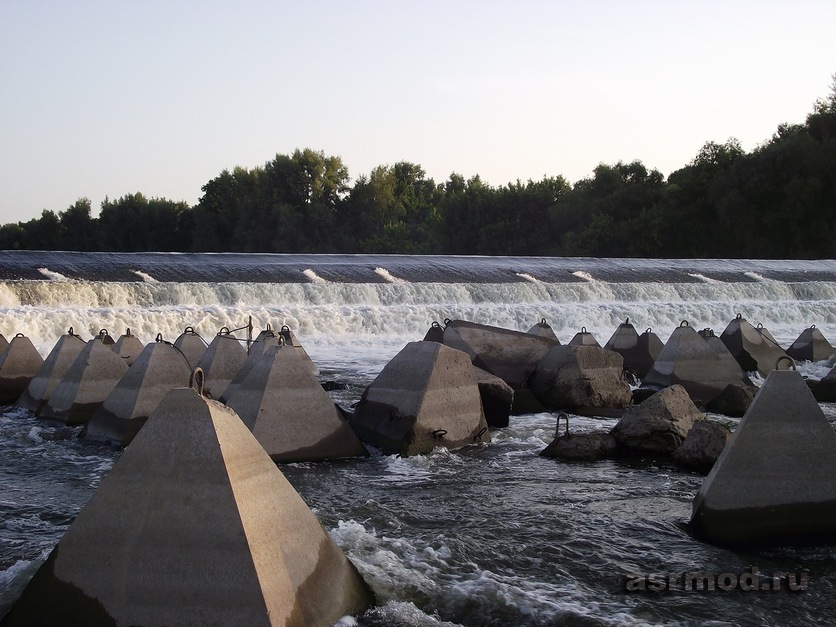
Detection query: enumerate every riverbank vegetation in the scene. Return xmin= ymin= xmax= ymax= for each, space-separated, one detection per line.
xmin=2 ymin=80 xmax=834 ymax=258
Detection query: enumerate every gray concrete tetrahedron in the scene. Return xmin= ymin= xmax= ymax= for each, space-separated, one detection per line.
xmin=568 ymin=328 xmax=600 ymax=348
xmin=16 ymin=330 xmax=85 ymax=414
xmin=691 ymin=370 xmax=836 ymax=548
xmin=173 ymin=326 xmax=208 ymax=368
xmin=112 ymin=328 xmax=145 ymax=367
xmin=643 ymin=322 xmax=750 ymax=405
xmin=225 ymin=344 xmax=366 ymax=463
xmin=83 ymin=340 xmax=192 ymax=445
xmin=786 ymin=325 xmax=836 ymax=363
xmin=1 ymin=386 xmax=374 ymax=626
xmin=350 ymin=341 xmax=490 ymax=456
xmin=0 ymin=334 xmax=44 ymax=405
xmin=443 ymin=319 xmax=557 ymax=388
xmin=40 ymin=338 xmax=129 ymax=425
xmin=604 ymin=320 xmax=663 ymax=379
xmin=720 ymin=314 xmax=788 ymax=376
xmin=527 ymin=318 xmax=559 ymax=342
xmin=194 ymin=330 xmax=248 ymax=401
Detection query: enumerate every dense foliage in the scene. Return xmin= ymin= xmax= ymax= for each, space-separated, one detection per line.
xmin=3 ymin=81 xmax=835 ymax=258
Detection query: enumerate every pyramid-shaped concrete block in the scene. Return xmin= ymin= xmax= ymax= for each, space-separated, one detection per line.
xmin=1 ymin=385 xmax=374 ymax=626
xmin=691 ymin=370 xmax=836 ymax=548
xmin=40 ymin=338 xmax=129 ymax=425
xmin=720 ymin=314 xmax=788 ymax=376
xmin=568 ymin=327 xmax=600 ymax=348
xmin=786 ymin=325 xmax=836 ymax=362
xmin=112 ymin=328 xmax=145 ymax=367
xmin=351 ymin=341 xmax=490 ymax=456
xmin=527 ymin=318 xmax=559 ymax=342
xmin=194 ymin=329 xmax=248 ymax=400
xmin=84 ymin=340 xmax=193 ymax=445
xmin=173 ymin=326 xmax=208 ymax=368
xmin=643 ymin=322 xmax=750 ymax=405
xmin=225 ymin=344 xmax=366 ymax=463
xmin=16 ymin=329 xmax=85 ymax=414
xmin=0 ymin=334 xmax=44 ymax=404
xmin=604 ymin=320 xmax=663 ymax=379
xmin=443 ymin=319 xmax=557 ymax=388
xmin=0 ymin=333 xmax=8 ymax=353
xmin=279 ymin=325 xmax=319 ymax=375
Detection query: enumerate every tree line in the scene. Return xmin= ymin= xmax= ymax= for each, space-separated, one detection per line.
xmin=2 ymin=79 xmax=834 ymax=259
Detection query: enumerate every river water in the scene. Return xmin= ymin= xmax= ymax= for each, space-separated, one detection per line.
xmin=0 ymin=252 xmax=834 ymax=626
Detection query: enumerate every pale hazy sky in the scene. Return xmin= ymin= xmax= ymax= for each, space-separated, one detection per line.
xmin=1 ymin=1 xmax=834 ymax=223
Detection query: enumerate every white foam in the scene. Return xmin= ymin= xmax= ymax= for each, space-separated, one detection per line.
xmin=302 ymin=269 xmax=326 ymax=284
xmin=37 ymin=268 xmax=69 ymax=281
xmin=375 ymin=267 xmax=407 ymax=283
xmin=516 ymin=272 xmax=541 ymax=283
xmin=130 ymin=270 xmax=157 ymax=282
xmin=572 ymin=271 xmax=596 ymax=282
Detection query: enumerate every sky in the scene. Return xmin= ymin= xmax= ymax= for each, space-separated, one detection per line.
xmin=1 ymin=1 xmax=834 ymax=223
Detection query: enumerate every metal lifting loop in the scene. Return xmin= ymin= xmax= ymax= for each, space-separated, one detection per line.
xmin=541 ymin=318 xmax=547 ymax=325
xmin=184 ymin=326 xmax=195 ymax=334
xmin=443 ymin=318 xmax=452 ymax=327
xmin=680 ymin=320 xmax=689 ymax=327
xmin=581 ymin=326 xmax=587 ymax=333
xmin=645 ymin=327 xmax=652 ymax=334
xmin=432 ymin=429 xmax=447 ymax=440
xmin=190 ymin=367 xmax=205 ymax=396
xmin=67 ymin=326 xmax=75 ymax=336
xmin=218 ymin=326 xmax=230 ymax=335
xmin=155 ymin=333 xmax=163 ymax=343
xmin=473 ymin=427 xmax=488 ymax=442
xmin=557 ymin=412 xmax=570 ymax=438
xmin=776 ymin=355 xmax=797 ymax=371
xmin=735 ymin=313 xmax=743 ymax=320
xmin=431 ymin=321 xmax=441 ymax=328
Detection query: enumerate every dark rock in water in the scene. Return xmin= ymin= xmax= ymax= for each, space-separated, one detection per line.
xmin=631 ymin=387 xmax=660 ymax=404
xmin=320 ymin=380 xmax=348 ymax=391
xmin=690 ymin=370 xmax=836 ymax=548
xmin=812 ymin=365 xmax=836 ymax=402
xmin=705 ymin=381 xmax=757 ymax=417
xmin=350 ymin=341 xmax=490 ymax=457
xmin=530 ymin=345 xmax=632 ymax=414
xmin=786 ymin=325 xmax=836 ymax=363
xmin=443 ymin=319 xmax=557 ymax=388
xmin=673 ymin=420 xmax=732 ymax=473
xmin=719 ymin=314 xmax=788 ymax=376
xmin=611 ymin=384 xmax=702 ymax=454
xmin=541 ymin=430 xmax=618 ymax=461
xmin=473 ymin=366 xmax=513 ymax=428
xmin=510 ymin=388 xmax=548 ymax=415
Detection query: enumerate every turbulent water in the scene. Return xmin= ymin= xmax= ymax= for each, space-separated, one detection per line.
xmin=0 ymin=252 xmax=835 ymax=626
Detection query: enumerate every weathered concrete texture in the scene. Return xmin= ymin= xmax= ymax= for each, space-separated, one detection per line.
xmin=93 ymin=329 xmax=115 ymax=346
xmin=279 ymin=325 xmax=319 ymax=376
xmin=611 ymin=384 xmax=703 ymax=454
xmin=173 ymin=326 xmax=208 ymax=368
xmin=0 ymin=334 xmax=45 ymax=405
xmin=0 ymin=333 xmax=8 ymax=353
xmin=16 ymin=331 xmax=85 ymax=414
xmin=673 ymin=420 xmax=732 ymax=473
xmin=786 ymin=325 xmax=836 ymax=363
xmin=643 ymin=323 xmax=750 ymax=405
xmin=112 ymin=329 xmax=145 ymax=367
xmin=220 ymin=346 xmax=267 ymax=404
xmin=530 ymin=345 xmax=632 ymax=413
xmin=225 ymin=345 xmax=367 ymax=463
xmin=40 ymin=339 xmax=129 ymax=425
xmin=720 ymin=314 xmax=789 ymax=376
xmin=1 ymin=387 xmax=374 ymax=626
xmin=527 ymin=318 xmax=559 ymax=342
xmin=443 ymin=319 xmax=558 ymax=388
xmin=473 ymin=366 xmax=513 ymax=428
xmin=700 ymin=329 xmax=750 ymax=380
xmin=603 ymin=320 xmax=663 ymax=379
xmin=568 ymin=328 xmax=601 ymax=348
xmin=83 ymin=341 xmax=192 ymax=445
xmin=691 ymin=370 xmax=836 ymax=548
xmin=351 ymin=341 xmax=490 ymax=457
xmin=195 ymin=331 xmax=248 ymax=400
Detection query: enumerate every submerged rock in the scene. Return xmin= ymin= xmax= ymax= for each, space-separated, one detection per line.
xmin=673 ymin=420 xmax=732 ymax=472
xmin=611 ymin=384 xmax=702 ymax=454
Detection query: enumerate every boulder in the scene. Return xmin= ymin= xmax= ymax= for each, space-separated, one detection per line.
xmin=705 ymin=381 xmax=757 ymax=417
xmin=611 ymin=384 xmax=703 ymax=454
xmin=473 ymin=365 xmax=513 ymax=428
xmin=0 ymin=334 xmax=44 ymax=405
xmin=643 ymin=321 xmax=750 ymax=405
xmin=719 ymin=314 xmax=788 ymax=376
xmin=40 ymin=338 xmax=129 ymax=425
xmin=16 ymin=329 xmax=85 ymax=414
xmin=225 ymin=344 xmax=367 ymax=463
xmin=173 ymin=326 xmax=208 ymax=368
xmin=603 ymin=319 xmax=663 ymax=379
xmin=83 ymin=339 xmax=192 ymax=446
xmin=350 ymin=341 xmax=490 ymax=456
xmin=786 ymin=325 xmax=836 ymax=363
xmin=1 ymin=384 xmax=374 ymax=626
xmin=568 ymin=327 xmax=600 ymax=348
xmin=194 ymin=328 xmax=248 ymax=400
xmin=443 ymin=319 xmax=557 ymax=388
xmin=672 ymin=420 xmax=732 ymax=472
xmin=112 ymin=328 xmax=145 ymax=367
xmin=812 ymin=364 xmax=836 ymax=402
xmin=690 ymin=370 xmax=836 ymax=548
xmin=530 ymin=345 xmax=632 ymax=413
xmin=541 ymin=415 xmax=617 ymax=461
